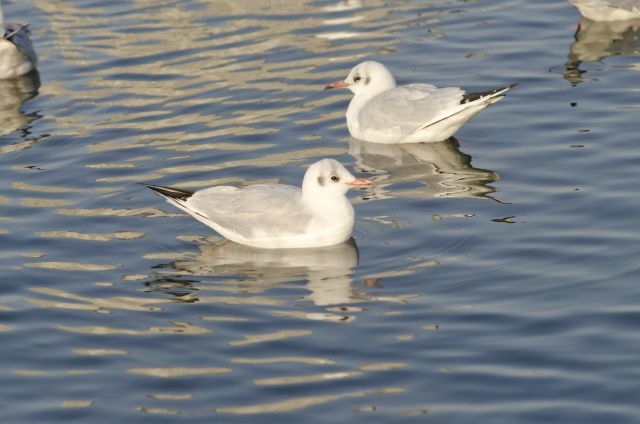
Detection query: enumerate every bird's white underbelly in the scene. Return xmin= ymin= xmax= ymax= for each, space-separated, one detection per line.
xmin=170 ymin=198 xmax=354 ymax=249
xmin=350 ymin=100 xmax=497 ymax=144
xmin=0 ymin=41 xmax=33 ymax=79
xmin=222 ymin=218 xmax=354 ymax=249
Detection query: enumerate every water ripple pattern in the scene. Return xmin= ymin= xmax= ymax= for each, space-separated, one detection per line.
xmin=0 ymin=0 xmax=639 ymax=423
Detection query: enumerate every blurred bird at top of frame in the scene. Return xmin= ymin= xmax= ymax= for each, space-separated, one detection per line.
xmin=0 ymin=0 xmax=38 ymax=79
xmin=570 ymin=0 xmax=640 ymax=22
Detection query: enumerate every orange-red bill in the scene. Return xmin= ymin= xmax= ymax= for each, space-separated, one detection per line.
xmin=325 ymin=80 xmax=350 ymax=90
xmin=348 ymin=178 xmax=373 ymax=187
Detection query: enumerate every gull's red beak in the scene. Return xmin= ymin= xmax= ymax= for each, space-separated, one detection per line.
xmin=348 ymin=178 xmax=373 ymax=187
xmin=325 ymin=80 xmax=350 ymax=90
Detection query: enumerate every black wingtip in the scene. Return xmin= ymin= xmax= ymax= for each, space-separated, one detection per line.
xmin=143 ymin=184 xmax=194 ymax=201
xmin=461 ymin=83 xmax=517 ymax=104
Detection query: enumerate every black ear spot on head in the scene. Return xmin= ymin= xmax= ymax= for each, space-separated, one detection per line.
xmin=317 ymin=176 xmax=325 ymax=186
xmin=365 ymin=76 xmax=371 ymax=85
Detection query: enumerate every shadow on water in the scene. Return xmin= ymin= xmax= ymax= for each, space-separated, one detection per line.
xmin=149 ymin=238 xmax=361 ymax=307
xmin=564 ymin=17 xmax=640 ymax=84
xmin=348 ymin=137 xmax=499 ymax=201
xmin=0 ymin=70 xmax=40 ymax=137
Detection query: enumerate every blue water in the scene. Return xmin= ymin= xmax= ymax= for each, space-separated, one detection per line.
xmin=1 ymin=0 xmax=639 ymax=422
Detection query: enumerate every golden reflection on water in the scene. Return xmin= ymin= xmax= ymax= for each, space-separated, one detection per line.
xmin=230 ymin=357 xmax=336 ymax=365
xmin=57 ymin=321 xmax=211 ymax=335
xmin=127 ymin=367 xmax=232 ymax=378
xmin=136 ymin=407 xmax=179 ymax=415
xmin=228 ymin=329 xmax=312 ymax=347
xmin=271 ymin=310 xmax=356 ymax=323
xmin=200 ymin=316 xmax=248 ymax=322
xmin=23 ymin=262 xmax=117 ymax=271
xmin=252 ymin=363 xmax=407 ymax=386
xmin=13 ymin=182 xmax=85 ymax=193
xmin=147 ymin=393 xmax=194 ymax=400
xmin=196 ymin=295 xmax=286 ymax=306
xmin=396 ymin=333 xmax=416 ymax=341
xmin=20 ymin=198 xmax=78 ymax=208
xmin=215 ymin=386 xmax=405 ymax=414
xmin=25 ymin=0 xmax=439 ymax=157
xmin=61 ymin=400 xmax=94 ymax=408
xmin=155 ymin=147 xmax=345 ymax=175
xmin=254 ymin=370 xmax=363 ymax=386
xmin=27 ymin=287 xmax=180 ymax=312
xmin=38 ymin=231 xmax=144 ymax=241
xmin=72 ymin=348 xmax=129 ymax=356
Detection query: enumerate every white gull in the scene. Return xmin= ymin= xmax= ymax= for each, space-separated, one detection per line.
xmin=325 ymin=61 xmax=515 ymax=144
xmin=145 ymin=159 xmax=371 ymax=249
xmin=570 ymin=0 xmax=640 ymax=21
xmin=0 ymin=0 xmax=37 ymax=79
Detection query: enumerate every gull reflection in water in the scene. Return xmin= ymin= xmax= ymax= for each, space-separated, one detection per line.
xmin=565 ymin=18 xmax=640 ymax=84
xmin=349 ymin=137 xmax=499 ymax=201
xmin=153 ymin=239 xmax=359 ymax=307
xmin=0 ymin=70 xmax=40 ymax=137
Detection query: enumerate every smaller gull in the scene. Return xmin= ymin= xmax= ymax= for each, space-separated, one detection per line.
xmin=0 ymin=0 xmax=37 ymax=79
xmin=325 ymin=61 xmax=515 ymax=144
xmin=144 ymin=159 xmax=372 ymax=249
xmin=570 ymin=0 xmax=640 ymax=21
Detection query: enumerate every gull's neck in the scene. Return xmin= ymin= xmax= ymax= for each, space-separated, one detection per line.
xmin=346 ymin=77 xmax=396 ymax=130
xmin=301 ymin=185 xmax=353 ymax=220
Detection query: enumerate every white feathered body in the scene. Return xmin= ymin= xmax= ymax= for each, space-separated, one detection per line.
xmin=346 ymin=83 xmax=506 ymax=144
xmin=167 ymin=184 xmax=355 ymax=249
xmin=570 ymin=0 xmax=640 ymax=21
xmin=0 ymin=22 xmax=37 ymax=79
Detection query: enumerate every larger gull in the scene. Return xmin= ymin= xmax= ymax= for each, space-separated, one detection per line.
xmin=144 ymin=159 xmax=371 ymax=249
xmin=325 ymin=61 xmax=515 ymax=144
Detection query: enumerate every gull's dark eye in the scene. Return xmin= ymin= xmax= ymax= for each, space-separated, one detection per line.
xmin=353 ymin=75 xmax=361 ymax=82
xmin=330 ymin=175 xmax=339 ymax=182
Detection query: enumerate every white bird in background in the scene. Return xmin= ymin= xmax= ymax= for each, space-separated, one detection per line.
xmin=0 ymin=0 xmax=37 ymax=79
xmin=325 ymin=61 xmax=515 ymax=144
xmin=145 ymin=159 xmax=372 ymax=249
xmin=570 ymin=0 xmax=640 ymax=21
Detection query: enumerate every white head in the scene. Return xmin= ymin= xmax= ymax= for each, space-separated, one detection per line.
xmin=301 ymin=159 xmax=370 ymax=202
xmin=325 ymin=61 xmax=396 ymax=98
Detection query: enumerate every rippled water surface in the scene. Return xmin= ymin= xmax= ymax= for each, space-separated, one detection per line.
xmin=1 ymin=0 xmax=639 ymax=422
